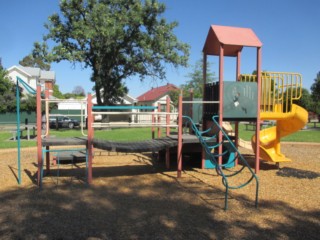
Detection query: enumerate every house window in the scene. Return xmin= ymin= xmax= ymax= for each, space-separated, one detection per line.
xmin=160 ymin=104 xmax=166 ymax=112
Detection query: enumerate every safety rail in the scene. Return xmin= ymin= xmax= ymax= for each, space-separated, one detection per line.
xmin=182 ymin=115 xmax=259 ymax=210
xmin=91 ymin=105 xmax=178 ymax=129
xmin=40 ymin=148 xmax=88 ymax=187
xmin=41 ymin=98 xmax=88 ymax=137
xmin=240 ymin=72 xmax=302 ymax=114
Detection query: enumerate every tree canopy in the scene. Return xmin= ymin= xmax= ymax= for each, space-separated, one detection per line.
xmin=43 ymin=0 xmax=189 ymax=105
xmin=19 ymin=42 xmax=51 ymax=71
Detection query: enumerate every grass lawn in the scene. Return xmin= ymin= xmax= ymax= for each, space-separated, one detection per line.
xmin=0 ymin=123 xmax=318 ymax=149
xmin=236 ymin=123 xmax=320 ymax=142
xmin=0 ymin=127 xmax=159 ymax=149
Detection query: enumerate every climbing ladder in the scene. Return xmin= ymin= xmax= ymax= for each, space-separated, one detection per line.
xmin=183 ymin=115 xmax=259 ymax=210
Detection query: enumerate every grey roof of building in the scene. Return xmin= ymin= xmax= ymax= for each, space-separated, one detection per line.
xmin=19 ymin=66 xmax=55 ymax=81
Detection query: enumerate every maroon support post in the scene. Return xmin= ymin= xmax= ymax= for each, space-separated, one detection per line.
xmin=177 ymin=93 xmax=183 ymax=177
xmin=87 ymin=94 xmax=93 ymax=184
xmin=36 ymin=84 xmax=42 ymax=186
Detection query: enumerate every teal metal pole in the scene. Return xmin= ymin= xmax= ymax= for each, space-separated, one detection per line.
xmin=16 ymin=78 xmax=21 ymax=185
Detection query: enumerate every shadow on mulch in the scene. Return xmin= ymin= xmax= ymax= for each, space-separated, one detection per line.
xmin=240 ymin=154 xmax=280 ymax=171
xmin=0 ymin=177 xmax=319 ymax=239
xmin=277 ymin=167 xmax=320 ymax=179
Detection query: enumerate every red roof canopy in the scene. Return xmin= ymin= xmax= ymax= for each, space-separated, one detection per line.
xmin=137 ymin=83 xmax=179 ymax=102
xmin=203 ymin=25 xmax=262 ymax=56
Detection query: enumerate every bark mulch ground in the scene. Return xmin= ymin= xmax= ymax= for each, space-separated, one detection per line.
xmin=0 ymin=144 xmax=319 ymax=240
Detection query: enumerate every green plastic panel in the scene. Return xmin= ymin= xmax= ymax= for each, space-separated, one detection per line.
xmin=223 ymin=81 xmax=257 ymax=119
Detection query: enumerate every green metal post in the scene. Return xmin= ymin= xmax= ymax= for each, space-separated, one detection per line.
xmin=16 ymin=78 xmax=21 ymax=185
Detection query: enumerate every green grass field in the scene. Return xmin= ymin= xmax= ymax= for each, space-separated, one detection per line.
xmin=0 ymin=123 xmax=319 ymax=149
xmin=234 ymin=123 xmax=320 ymax=142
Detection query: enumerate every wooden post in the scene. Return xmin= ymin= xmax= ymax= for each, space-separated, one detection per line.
xmin=36 ymin=84 xmax=42 ymax=186
xmin=151 ymin=105 xmax=155 ymax=139
xmin=177 ymin=93 xmax=183 ymax=177
xmin=165 ymin=97 xmax=170 ymax=169
xmin=218 ymin=44 xmax=225 ymax=165
xmin=255 ymin=47 xmax=262 ymax=174
xmin=87 ymin=94 xmax=93 ymax=184
xmin=189 ymin=89 xmax=194 ymax=134
xmin=201 ymin=53 xmax=207 ymax=169
xmin=157 ymin=103 xmax=161 ymax=138
xmin=45 ymin=89 xmax=50 ymax=173
xmin=235 ymin=50 xmax=242 ymax=165
xmin=166 ymin=96 xmax=170 ymax=136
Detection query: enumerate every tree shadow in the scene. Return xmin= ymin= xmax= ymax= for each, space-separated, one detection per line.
xmin=0 ymin=171 xmax=318 ymax=239
xmin=277 ymin=167 xmax=320 ymax=179
xmin=2 ymin=152 xmax=318 ymax=239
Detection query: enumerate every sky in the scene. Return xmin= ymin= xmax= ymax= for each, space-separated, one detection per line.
xmin=0 ymin=0 xmax=319 ymax=98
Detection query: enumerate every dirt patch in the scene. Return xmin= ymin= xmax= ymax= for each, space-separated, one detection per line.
xmin=0 ymin=144 xmax=319 ymax=239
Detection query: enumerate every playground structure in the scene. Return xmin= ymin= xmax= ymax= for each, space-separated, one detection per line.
xmin=202 ymin=25 xmax=308 ymax=171
xmin=28 ymin=91 xmax=258 ymax=209
xmin=14 ymin=24 xmax=308 ymax=209
xmin=242 ymin=72 xmax=308 ymax=163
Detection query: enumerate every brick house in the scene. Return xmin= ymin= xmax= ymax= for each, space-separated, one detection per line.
xmin=137 ymin=83 xmax=179 ymax=111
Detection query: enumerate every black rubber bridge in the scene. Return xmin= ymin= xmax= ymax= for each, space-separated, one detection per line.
xmin=41 ymin=135 xmax=201 ymax=153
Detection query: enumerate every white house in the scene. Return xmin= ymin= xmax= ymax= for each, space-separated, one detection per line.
xmin=57 ymin=92 xmax=138 ymax=122
xmin=57 ymin=93 xmax=137 ymax=110
xmin=7 ymin=65 xmax=55 ymax=95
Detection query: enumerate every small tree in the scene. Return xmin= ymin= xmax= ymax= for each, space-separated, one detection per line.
xmin=293 ymin=88 xmax=312 ymax=111
xmin=180 ymin=59 xmax=215 ymax=98
xmin=310 ymin=71 xmax=320 ymax=114
xmin=0 ymin=59 xmax=16 ymax=113
xmin=53 ymin=84 xmax=65 ymax=99
xmin=20 ymin=95 xmax=37 ymax=113
xmin=72 ymin=86 xmax=85 ymax=97
xmin=168 ymin=89 xmax=180 ymax=108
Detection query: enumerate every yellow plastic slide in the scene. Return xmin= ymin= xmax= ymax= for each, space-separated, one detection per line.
xmin=252 ymin=104 xmax=308 ymax=162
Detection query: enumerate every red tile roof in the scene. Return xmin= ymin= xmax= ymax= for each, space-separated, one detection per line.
xmin=137 ymin=83 xmax=179 ymax=102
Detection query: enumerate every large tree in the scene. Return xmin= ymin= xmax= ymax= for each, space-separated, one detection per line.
xmin=43 ymin=0 xmax=189 ymax=105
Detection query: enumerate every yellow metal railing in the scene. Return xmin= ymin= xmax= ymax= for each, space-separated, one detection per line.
xmin=240 ymin=72 xmax=302 ymax=114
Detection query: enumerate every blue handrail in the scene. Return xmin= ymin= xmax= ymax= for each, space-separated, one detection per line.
xmin=16 ymin=76 xmax=37 ymax=185
xmin=182 ymin=115 xmax=259 ymax=210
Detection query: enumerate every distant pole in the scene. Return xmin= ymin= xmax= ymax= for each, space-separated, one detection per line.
xmin=16 ymin=78 xmax=21 ymax=185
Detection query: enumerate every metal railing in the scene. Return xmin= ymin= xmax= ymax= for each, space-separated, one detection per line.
xmin=240 ymin=72 xmax=302 ymax=114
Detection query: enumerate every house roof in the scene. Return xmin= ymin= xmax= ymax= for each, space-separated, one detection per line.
xmin=20 ymin=66 xmax=55 ymax=81
xmin=203 ymin=25 xmax=262 ymax=56
xmin=8 ymin=65 xmax=55 ymax=82
xmin=137 ymin=83 xmax=179 ymax=102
